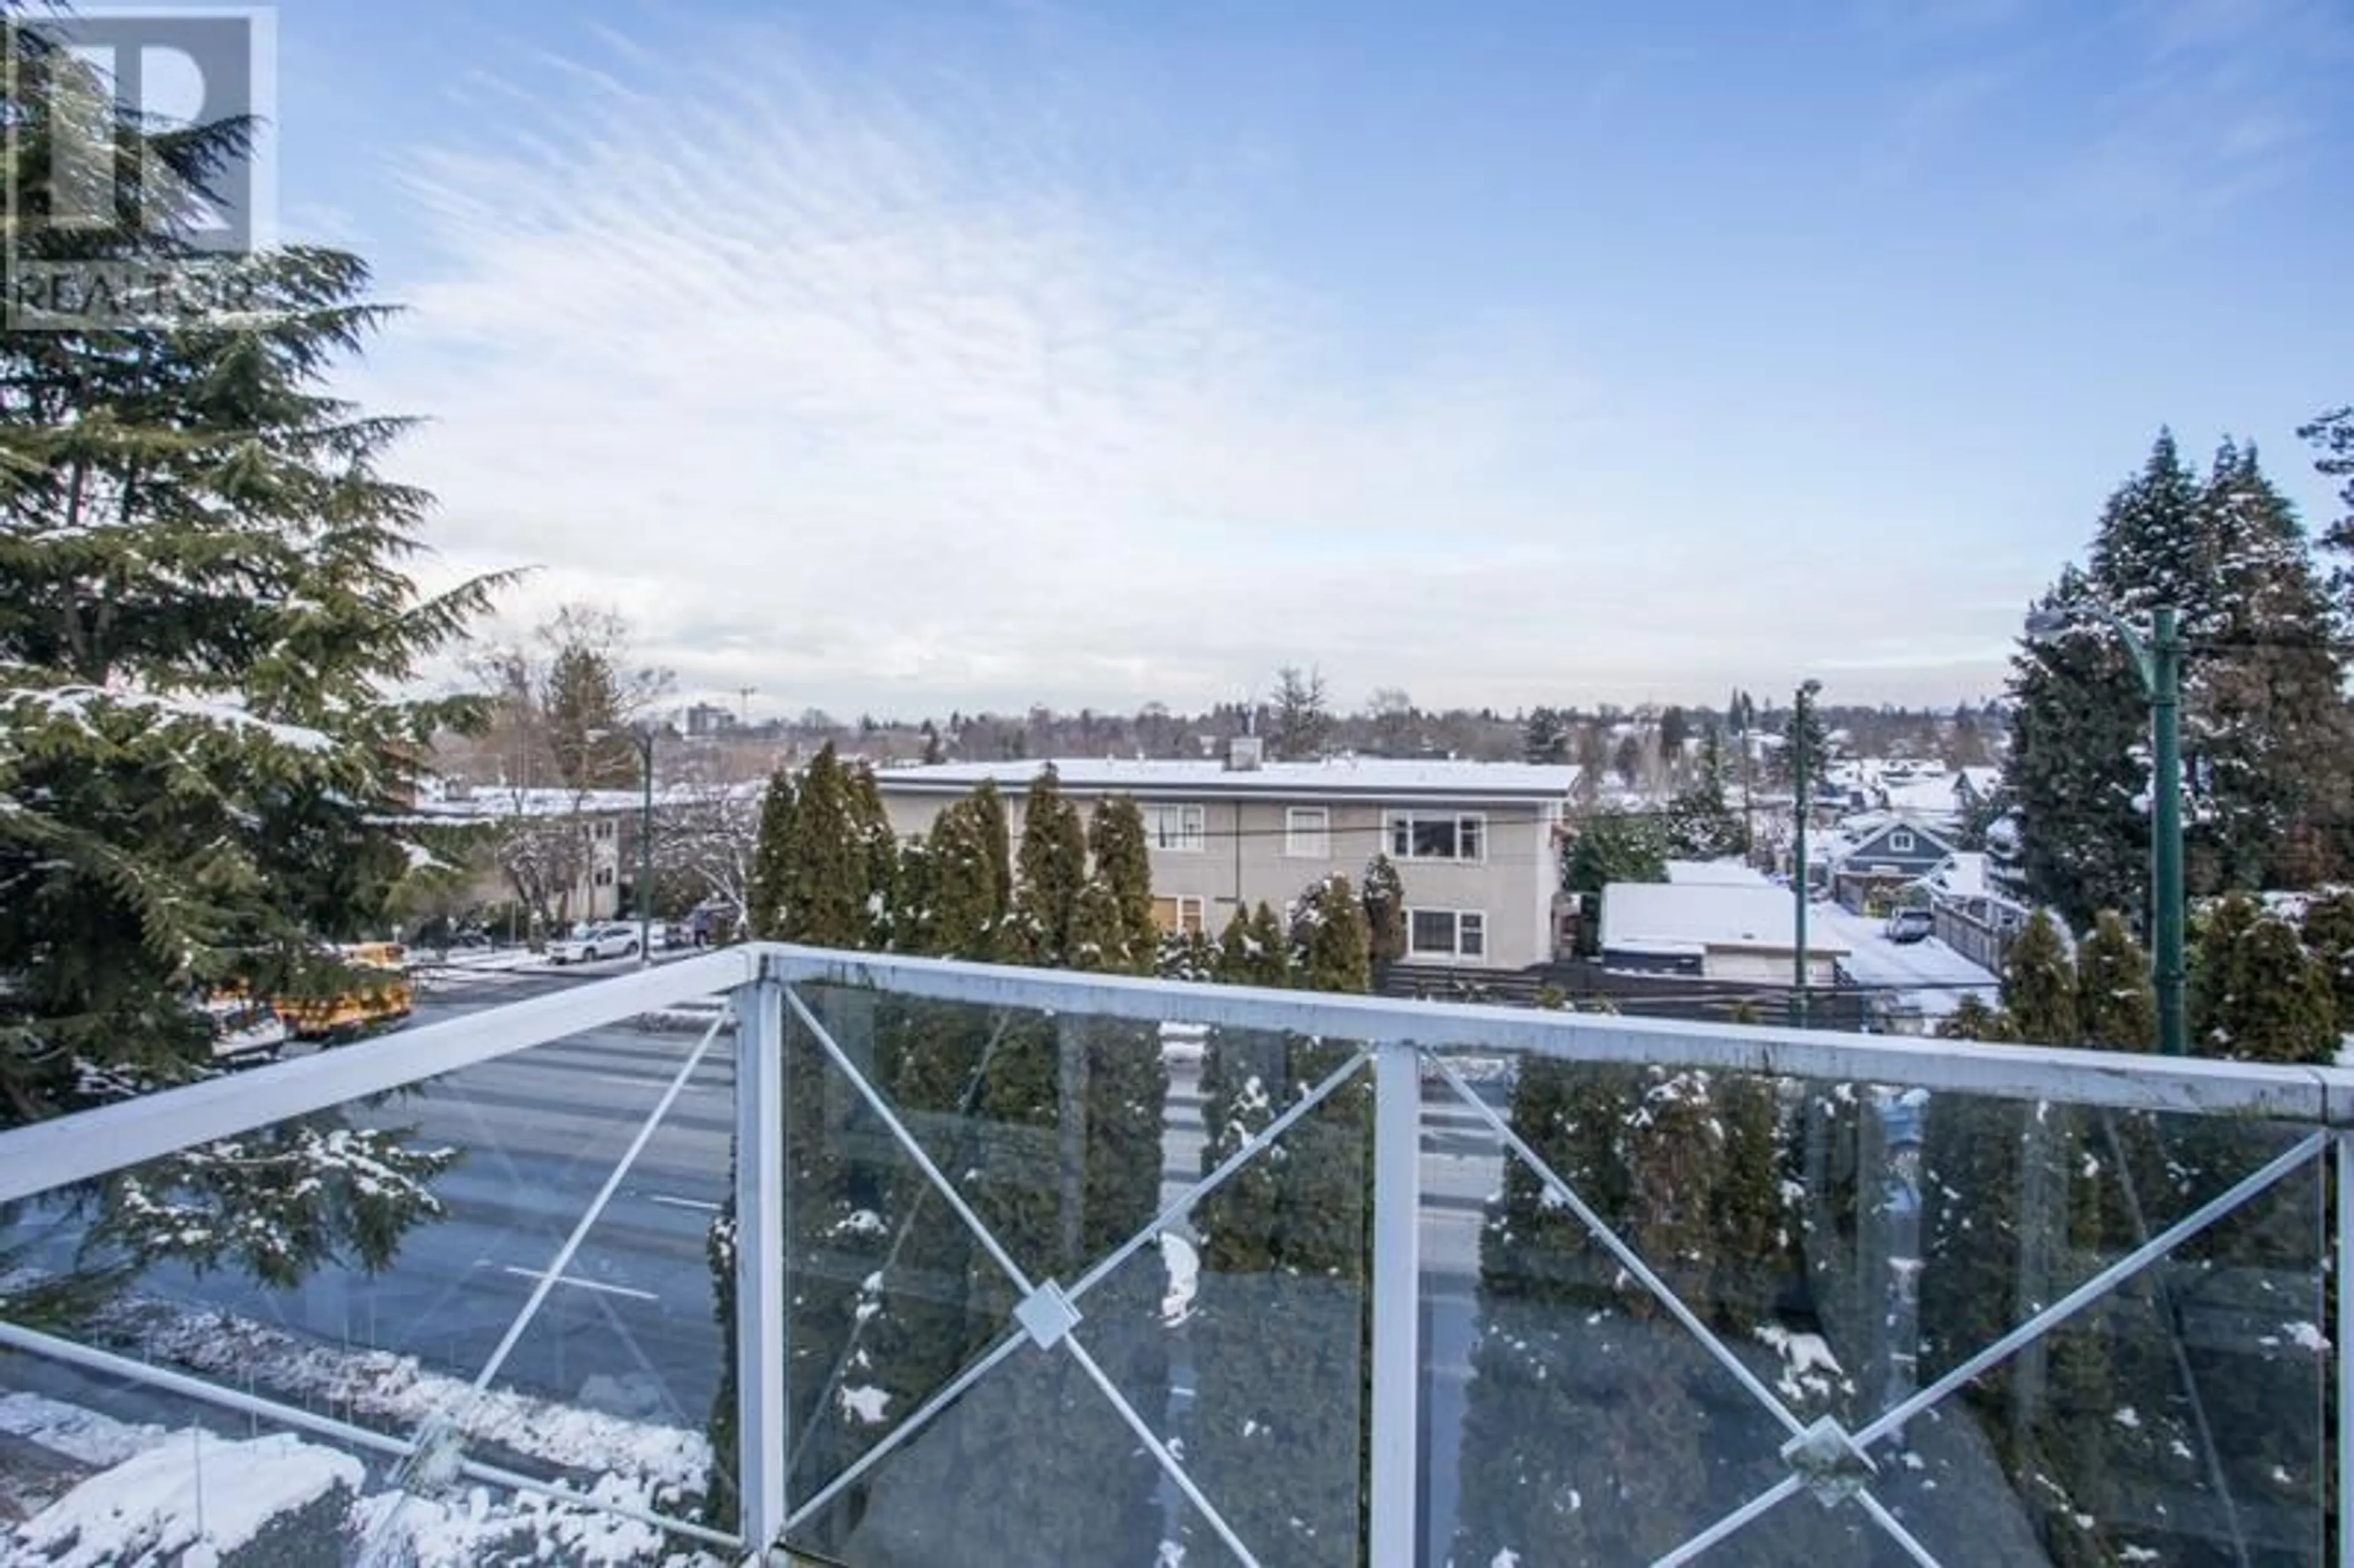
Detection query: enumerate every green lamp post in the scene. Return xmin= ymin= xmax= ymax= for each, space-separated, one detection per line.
xmin=2028 ymin=603 xmax=2185 ymax=1056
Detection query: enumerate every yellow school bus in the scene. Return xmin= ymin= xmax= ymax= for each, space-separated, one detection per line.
xmin=272 ymin=943 xmax=414 ymax=1041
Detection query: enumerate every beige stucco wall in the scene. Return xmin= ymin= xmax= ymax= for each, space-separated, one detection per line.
xmin=878 ymin=786 xmax=1563 ymax=970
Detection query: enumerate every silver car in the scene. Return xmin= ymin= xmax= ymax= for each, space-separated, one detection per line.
xmin=549 ymin=923 xmax=642 ymax=964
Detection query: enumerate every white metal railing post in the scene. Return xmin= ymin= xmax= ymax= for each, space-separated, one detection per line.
xmin=2338 ymin=1131 xmax=2350 ymax=1568
xmin=1368 ymin=1041 xmax=1422 ymax=1566
xmin=734 ymin=970 xmax=788 ymax=1561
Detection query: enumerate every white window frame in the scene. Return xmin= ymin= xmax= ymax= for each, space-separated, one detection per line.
xmin=1143 ymin=802 xmax=1206 ymax=854
xmin=1406 ymin=907 xmax=1487 ymax=960
xmin=1387 ymin=810 xmax=1488 ymax=863
xmin=1285 ymin=806 xmax=1332 ymax=859
xmin=1150 ymin=894 xmax=1207 ymax=934
xmin=1890 ymin=830 xmax=1916 ymax=853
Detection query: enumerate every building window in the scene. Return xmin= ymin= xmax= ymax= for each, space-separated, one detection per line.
xmin=1408 ymin=908 xmax=1487 ymax=960
xmin=1285 ymin=807 xmax=1331 ymax=858
xmin=593 ymin=821 xmax=614 ymax=840
xmin=1890 ymin=830 xmax=1916 ymax=853
xmin=1151 ymin=894 xmax=1206 ymax=934
xmin=1144 ymin=802 xmax=1206 ymax=853
xmin=1389 ymin=812 xmax=1486 ymax=862
xmin=593 ymin=867 xmax=615 ymax=886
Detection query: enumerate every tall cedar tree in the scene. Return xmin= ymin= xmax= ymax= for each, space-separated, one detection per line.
xmin=2074 ymin=910 xmax=2156 ymax=1051
xmin=2298 ymin=889 xmax=2354 ymax=1025
xmin=0 ymin=39 xmax=487 ymax=1292
xmin=850 ymin=781 xmax=1169 ymax=1563
xmin=1008 ymin=766 xmax=1086 ymax=965
xmin=1667 ymin=727 xmax=1749 ymax=859
xmin=1523 ymin=705 xmax=1571 ymax=764
xmin=1187 ymin=876 xmax=1373 ymax=1564
xmin=1087 ymin=795 xmax=1158 ymax=972
xmin=710 ymin=743 xmax=896 ymax=1529
xmin=1360 ymin=852 xmax=1408 ymax=972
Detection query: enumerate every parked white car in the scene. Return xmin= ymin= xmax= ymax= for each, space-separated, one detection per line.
xmin=201 ymin=996 xmax=289 ymax=1065
xmin=549 ymin=923 xmax=643 ymax=964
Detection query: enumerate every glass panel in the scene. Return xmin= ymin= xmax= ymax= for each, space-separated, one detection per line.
xmin=1415 ymin=1051 xmax=2331 ymax=1567
xmin=1426 ymin=1052 xmax=1899 ymax=1564
xmin=1897 ymin=1099 xmax=2326 ymax=1567
xmin=1078 ymin=1026 xmax=1372 ymax=1568
xmin=1411 ymin=910 xmax=1455 ymax=955
xmin=785 ymin=1340 xmax=1243 ymax=1567
xmin=1460 ymin=913 xmax=1486 ymax=957
xmin=784 ymin=984 xmax=1178 ymax=1301
xmin=0 ymin=1004 xmax=737 ymax=1553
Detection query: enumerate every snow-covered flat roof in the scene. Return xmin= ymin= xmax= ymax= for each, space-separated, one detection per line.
xmin=1601 ymin=882 xmax=1852 ymax=956
xmin=1666 ymin=859 xmax=1773 ymax=887
xmin=874 ymin=756 xmax=1581 ymax=802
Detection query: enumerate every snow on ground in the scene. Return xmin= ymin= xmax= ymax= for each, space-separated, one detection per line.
xmin=4 ymin=1288 xmax=727 ymax=1564
xmin=12 ymin=1430 xmax=362 ymax=1567
xmin=1807 ymin=903 xmax=1997 ymax=1019
xmin=350 ymin=1474 xmax=712 ymax=1566
xmin=0 ymin=1391 xmax=166 ymax=1467
xmin=74 ymin=1290 xmax=709 ymax=1495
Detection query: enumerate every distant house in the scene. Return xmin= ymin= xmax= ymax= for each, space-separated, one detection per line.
xmin=1824 ymin=817 xmax=1957 ymax=913
xmin=1599 ymin=881 xmax=1851 ymax=984
xmin=873 ymin=744 xmax=1579 ymax=970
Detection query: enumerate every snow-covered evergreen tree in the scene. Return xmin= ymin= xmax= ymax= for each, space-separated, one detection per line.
xmin=0 ymin=42 xmax=482 ymax=1292
xmin=1008 ymin=765 xmax=1086 ymax=965
xmin=2074 ymin=910 xmax=2155 ymax=1051
xmin=1666 ymin=726 xmax=1749 ymax=859
xmin=2011 ymin=434 xmax=2351 ymax=926
xmin=1359 ymin=852 xmax=1407 ymax=971
xmin=1086 ymin=795 xmax=1157 ymax=973
xmin=2296 ymin=888 xmax=2354 ymax=1024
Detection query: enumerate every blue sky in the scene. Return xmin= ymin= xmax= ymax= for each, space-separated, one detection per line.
xmin=265 ymin=0 xmax=2352 ymax=717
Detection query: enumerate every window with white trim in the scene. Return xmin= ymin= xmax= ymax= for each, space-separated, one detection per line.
xmin=1143 ymin=802 xmax=1206 ymax=853
xmin=1889 ymin=830 xmax=1916 ymax=852
xmin=1407 ymin=908 xmax=1487 ymax=959
xmin=1388 ymin=811 xmax=1486 ymax=862
xmin=1151 ymin=894 xmax=1207 ymax=934
xmin=1285 ymin=806 xmax=1331 ymax=858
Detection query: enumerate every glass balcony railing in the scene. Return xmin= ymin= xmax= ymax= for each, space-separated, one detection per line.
xmin=1 ymin=945 xmax=2345 ymax=1566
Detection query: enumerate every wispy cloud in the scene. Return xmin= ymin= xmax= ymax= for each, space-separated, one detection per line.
xmin=362 ymin=15 xmax=1624 ymax=714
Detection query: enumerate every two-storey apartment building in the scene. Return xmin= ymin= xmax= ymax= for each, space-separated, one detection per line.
xmin=874 ymin=746 xmax=1580 ymax=971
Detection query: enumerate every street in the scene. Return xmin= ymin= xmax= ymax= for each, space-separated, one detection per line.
xmin=7 ymin=965 xmax=1514 ymax=1556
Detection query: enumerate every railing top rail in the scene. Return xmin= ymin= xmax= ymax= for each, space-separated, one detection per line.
xmin=760 ymin=945 xmax=2354 ymax=1125
xmin=0 ymin=947 xmax=758 ymax=1206
xmin=2 ymin=940 xmax=2348 ymax=1208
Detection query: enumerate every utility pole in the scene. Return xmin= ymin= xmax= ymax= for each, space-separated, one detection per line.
xmin=1791 ymin=679 xmax=1821 ymax=1028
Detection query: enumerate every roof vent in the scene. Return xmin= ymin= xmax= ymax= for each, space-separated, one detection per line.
xmin=1226 ymin=734 xmax=1264 ymax=772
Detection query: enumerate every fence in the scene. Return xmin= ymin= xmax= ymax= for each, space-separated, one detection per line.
xmin=1 ymin=943 xmax=2348 ymax=1566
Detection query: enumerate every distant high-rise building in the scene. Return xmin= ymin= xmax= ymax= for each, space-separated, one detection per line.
xmin=685 ymin=702 xmax=738 ymax=738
